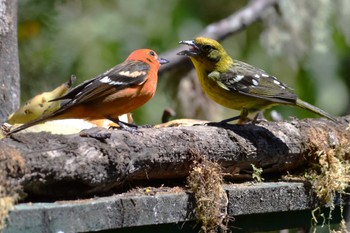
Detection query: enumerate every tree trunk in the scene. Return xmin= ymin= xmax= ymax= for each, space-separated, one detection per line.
xmin=0 ymin=0 xmax=19 ymax=123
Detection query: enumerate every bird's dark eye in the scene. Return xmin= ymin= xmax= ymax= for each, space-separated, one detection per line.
xmin=149 ymin=51 xmax=156 ymax=56
xmin=203 ymin=45 xmax=213 ymax=51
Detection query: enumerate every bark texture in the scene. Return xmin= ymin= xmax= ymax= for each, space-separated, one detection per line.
xmin=1 ymin=117 xmax=349 ymax=199
xmin=0 ymin=0 xmax=19 ymax=123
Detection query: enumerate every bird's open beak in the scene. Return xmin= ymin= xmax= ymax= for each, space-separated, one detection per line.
xmin=158 ymin=57 xmax=169 ymax=65
xmin=177 ymin=40 xmax=199 ymax=56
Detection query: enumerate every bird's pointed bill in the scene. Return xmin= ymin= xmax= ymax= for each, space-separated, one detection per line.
xmin=158 ymin=57 xmax=169 ymax=65
xmin=177 ymin=40 xmax=199 ymax=56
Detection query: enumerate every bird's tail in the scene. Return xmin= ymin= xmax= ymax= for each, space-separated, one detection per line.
xmin=296 ymin=98 xmax=337 ymax=122
xmin=6 ymin=110 xmax=63 ymax=136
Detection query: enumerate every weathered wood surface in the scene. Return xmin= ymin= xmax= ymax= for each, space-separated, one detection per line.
xmin=4 ymin=182 xmax=322 ymax=233
xmin=1 ymin=117 xmax=349 ymax=198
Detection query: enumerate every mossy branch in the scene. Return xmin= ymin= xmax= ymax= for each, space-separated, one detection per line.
xmin=0 ymin=116 xmax=349 ymax=199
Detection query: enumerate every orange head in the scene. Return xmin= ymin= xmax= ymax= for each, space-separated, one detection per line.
xmin=126 ymin=49 xmax=169 ymax=70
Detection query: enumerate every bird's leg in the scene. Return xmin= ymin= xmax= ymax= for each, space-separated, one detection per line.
xmin=236 ymin=108 xmax=251 ymax=124
xmin=250 ymin=111 xmax=267 ymax=124
xmin=251 ymin=112 xmax=260 ymax=124
xmin=116 ymin=120 xmax=139 ymax=129
xmin=204 ymin=112 xmax=242 ymax=127
xmin=204 ymin=109 xmax=248 ymax=127
xmin=107 ymin=116 xmax=139 ymax=132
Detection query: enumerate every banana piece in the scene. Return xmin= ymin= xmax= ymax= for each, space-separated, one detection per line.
xmin=7 ymin=75 xmax=76 ymax=124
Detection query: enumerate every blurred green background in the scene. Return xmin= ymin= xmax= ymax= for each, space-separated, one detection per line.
xmin=18 ymin=0 xmax=350 ymax=124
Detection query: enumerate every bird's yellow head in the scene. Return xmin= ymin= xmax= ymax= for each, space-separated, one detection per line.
xmin=178 ymin=37 xmax=233 ymax=72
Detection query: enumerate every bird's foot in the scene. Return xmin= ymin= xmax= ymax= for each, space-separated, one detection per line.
xmin=248 ymin=111 xmax=267 ymax=125
xmin=106 ymin=117 xmax=140 ymax=133
xmin=109 ymin=121 xmax=140 ymax=134
xmin=201 ymin=115 xmax=240 ymax=127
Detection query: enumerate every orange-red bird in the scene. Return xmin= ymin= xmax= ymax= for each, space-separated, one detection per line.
xmin=8 ymin=49 xmax=168 ymax=135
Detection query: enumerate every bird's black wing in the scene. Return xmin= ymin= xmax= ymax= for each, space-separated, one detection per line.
xmin=51 ymin=60 xmax=150 ymax=105
xmin=218 ymin=60 xmax=297 ymax=104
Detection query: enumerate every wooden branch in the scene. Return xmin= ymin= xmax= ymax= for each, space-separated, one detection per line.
xmin=1 ymin=116 xmax=349 ymax=199
xmin=0 ymin=0 xmax=20 ymax=123
xmin=159 ymin=0 xmax=278 ymax=75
